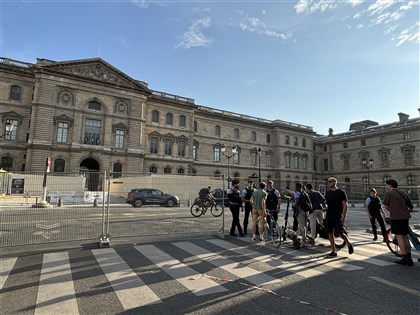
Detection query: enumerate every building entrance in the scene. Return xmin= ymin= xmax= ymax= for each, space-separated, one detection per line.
xmin=80 ymin=158 xmax=100 ymax=191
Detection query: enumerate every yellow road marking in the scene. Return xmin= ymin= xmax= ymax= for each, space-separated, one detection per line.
xmin=370 ymin=276 xmax=420 ymax=297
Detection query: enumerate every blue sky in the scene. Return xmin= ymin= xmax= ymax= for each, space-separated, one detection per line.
xmin=1 ymin=0 xmax=419 ymax=134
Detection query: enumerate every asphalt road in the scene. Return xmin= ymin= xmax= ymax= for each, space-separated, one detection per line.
xmin=0 ymin=205 xmax=419 ymax=315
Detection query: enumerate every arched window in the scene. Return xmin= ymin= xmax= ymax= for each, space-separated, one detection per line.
xmin=251 ymin=131 xmax=256 ymax=142
xmin=53 ymin=158 xmax=66 ymax=173
xmin=233 ymin=128 xmax=240 ymax=139
xmin=179 ymin=115 xmax=186 ymax=127
xmin=178 ymin=168 xmax=185 ymax=174
xmin=164 ymin=166 xmax=172 ymax=174
xmin=149 ymin=166 xmax=157 ymax=173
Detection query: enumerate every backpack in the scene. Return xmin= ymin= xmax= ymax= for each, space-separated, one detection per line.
xmin=299 ymin=191 xmax=313 ymax=213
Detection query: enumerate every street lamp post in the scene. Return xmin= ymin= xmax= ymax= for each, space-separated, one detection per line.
xmin=257 ymin=147 xmax=262 ymax=183
xmin=0 ymin=119 xmax=15 ymax=139
xmin=221 ymin=144 xmax=237 ymax=186
xmin=362 ymin=158 xmax=374 ymax=187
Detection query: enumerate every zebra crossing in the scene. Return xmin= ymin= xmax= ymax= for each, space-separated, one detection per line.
xmin=1 ymin=231 xmax=417 ymax=314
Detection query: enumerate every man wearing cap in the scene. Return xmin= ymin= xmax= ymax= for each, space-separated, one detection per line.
xmin=324 ymin=177 xmax=354 ymax=258
xmin=364 ymin=188 xmax=387 ymax=242
xmin=383 ymin=179 xmax=414 ymax=266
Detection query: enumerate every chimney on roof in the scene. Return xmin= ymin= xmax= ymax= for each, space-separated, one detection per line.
xmin=398 ymin=112 xmax=409 ymax=122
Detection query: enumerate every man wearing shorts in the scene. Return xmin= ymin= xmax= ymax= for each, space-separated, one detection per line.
xmin=251 ymin=182 xmax=267 ymax=243
xmin=324 ymin=177 xmax=353 ymax=258
xmin=383 ymin=179 xmax=414 ymax=266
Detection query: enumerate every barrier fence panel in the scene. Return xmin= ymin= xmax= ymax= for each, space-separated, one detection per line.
xmin=0 ymin=171 xmax=228 ymax=247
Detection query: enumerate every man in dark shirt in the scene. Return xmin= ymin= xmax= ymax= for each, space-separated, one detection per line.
xmin=324 ymin=177 xmax=353 ymax=258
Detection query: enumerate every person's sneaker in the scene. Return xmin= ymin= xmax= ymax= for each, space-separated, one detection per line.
xmin=395 ymin=257 xmax=414 ymax=266
xmin=239 ymin=233 xmax=245 ymax=237
xmin=260 ymin=238 xmax=266 ymax=245
xmin=348 ymin=243 xmax=354 ymax=255
xmin=325 ymin=251 xmax=337 ymax=258
xmin=230 ymin=233 xmax=237 ymax=237
xmin=373 ymin=236 xmax=378 ymax=241
xmin=251 ymin=237 xmax=257 ymax=242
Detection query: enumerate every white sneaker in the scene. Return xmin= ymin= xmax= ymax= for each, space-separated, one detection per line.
xmin=260 ymin=238 xmax=266 ymax=245
xmin=251 ymin=237 xmax=257 ymax=242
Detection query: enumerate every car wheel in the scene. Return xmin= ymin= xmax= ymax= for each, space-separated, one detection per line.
xmin=134 ymin=199 xmax=143 ymax=208
xmin=167 ymin=199 xmax=175 ymax=207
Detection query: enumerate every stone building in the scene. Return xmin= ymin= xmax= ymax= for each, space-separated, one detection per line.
xmin=0 ymin=57 xmax=418 ymax=194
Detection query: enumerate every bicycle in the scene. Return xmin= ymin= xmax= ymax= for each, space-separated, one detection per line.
xmin=262 ymin=209 xmax=282 ymax=248
xmin=190 ymin=198 xmax=224 ymax=217
xmin=385 ymin=226 xmax=420 ymax=262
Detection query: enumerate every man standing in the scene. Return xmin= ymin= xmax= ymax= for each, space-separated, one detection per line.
xmin=251 ymin=182 xmax=267 ymax=243
xmin=241 ymin=180 xmax=256 ymax=235
xmin=324 ymin=177 xmax=353 ymax=258
xmin=294 ymin=182 xmax=308 ymax=246
xmin=364 ymin=188 xmax=387 ymax=242
xmin=306 ymin=183 xmax=325 ymax=245
xmin=227 ymin=180 xmax=244 ymax=237
xmin=265 ymin=180 xmax=281 ymax=228
xmin=383 ymin=179 xmax=414 ymax=266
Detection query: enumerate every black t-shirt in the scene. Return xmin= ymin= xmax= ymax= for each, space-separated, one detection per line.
xmin=325 ymin=189 xmax=347 ymax=217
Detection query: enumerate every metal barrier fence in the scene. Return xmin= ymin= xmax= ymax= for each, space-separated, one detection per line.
xmin=0 ymin=172 xmax=227 ymax=247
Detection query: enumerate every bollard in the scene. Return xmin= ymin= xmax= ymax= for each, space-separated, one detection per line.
xmin=58 ymin=197 xmax=62 ymax=207
xmin=187 ymin=199 xmax=191 ymax=207
xmin=93 ymin=197 xmax=98 ymax=207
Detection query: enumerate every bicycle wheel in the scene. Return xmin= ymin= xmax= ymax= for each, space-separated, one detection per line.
xmin=385 ymin=228 xmax=403 ymax=257
xmin=271 ymin=222 xmax=282 ymax=248
xmin=190 ymin=202 xmax=204 ymax=217
xmin=210 ymin=203 xmax=224 ymax=217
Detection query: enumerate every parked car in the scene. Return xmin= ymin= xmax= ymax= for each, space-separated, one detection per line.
xmin=211 ymin=188 xmax=230 ymax=207
xmin=126 ymin=188 xmax=180 ymax=208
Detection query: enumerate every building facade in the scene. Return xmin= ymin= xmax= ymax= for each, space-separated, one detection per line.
xmin=1 ymin=57 xmax=419 ymax=193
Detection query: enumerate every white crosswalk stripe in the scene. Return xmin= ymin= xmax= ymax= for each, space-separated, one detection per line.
xmin=92 ymin=248 xmax=161 ymax=309
xmin=0 ymin=234 xmax=417 ymax=314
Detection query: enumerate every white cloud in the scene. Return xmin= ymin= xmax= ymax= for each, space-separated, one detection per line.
xmin=130 ymin=0 xmax=150 ymax=8
xmin=294 ymin=0 xmax=338 ymax=14
xmin=238 ymin=16 xmax=291 ymax=40
xmin=175 ymin=18 xmax=212 ymax=49
xmin=367 ymin=0 xmax=396 ymax=16
xmin=394 ymin=21 xmax=420 ymax=46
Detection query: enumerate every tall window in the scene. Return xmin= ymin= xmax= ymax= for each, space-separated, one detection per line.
xmin=113 ymin=162 xmax=122 ymax=178
xmin=214 ymin=147 xmax=221 ymax=162
xmin=403 ymin=132 xmax=411 ymax=140
xmin=194 ymin=121 xmax=197 ymax=132
xmin=251 ymin=151 xmax=257 ymax=166
xmin=115 ymin=129 xmax=125 ymax=148
xmin=343 ymin=156 xmax=350 ymax=170
xmin=266 ymin=153 xmax=272 ymax=167
xmin=343 ymin=142 xmax=348 ymax=148
xmin=56 ymin=122 xmax=69 ymax=143
xmin=164 ymin=139 xmax=173 ymax=155
xmin=294 ymin=137 xmax=298 ymax=146
xmin=193 ymin=143 xmax=198 ymax=160
xmin=323 ymin=159 xmax=329 ymax=171
xmin=301 ymin=156 xmax=307 ymax=169
xmin=178 ymin=140 xmax=186 ymax=157
xmin=266 ymin=134 xmax=271 ymax=144
xmin=53 ymin=158 xmax=65 ymax=172
xmin=251 ymin=131 xmax=256 ymax=142
xmin=215 ymin=125 xmax=221 ymax=136
xmin=285 ymin=136 xmax=290 ymax=145
xmin=152 ymin=110 xmax=159 ymax=122
xmin=361 ymin=139 xmax=366 ymax=146
xmin=404 ymin=149 xmax=414 ymax=165
xmin=285 ymin=155 xmax=291 ymax=168
xmin=233 ymin=151 xmax=239 ymax=164
xmin=233 ymin=128 xmax=239 ymax=139
xmin=302 ymin=138 xmax=306 ymax=147
xmin=150 ymin=136 xmax=158 ymax=154
xmin=179 ymin=115 xmax=186 ymax=127
xmin=10 ymin=85 xmax=22 ymax=100
xmin=380 ymin=136 xmax=387 ymax=143
xmin=4 ymin=119 xmax=18 ymax=140
xmin=84 ymin=119 xmax=101 ymax=145
xmin=380 ymin=151 xmax=389 ymax=167
xmin=293 ymin=155 xmax=299 ymax=168
xmin=166 ymin=113 xmax=173 ymax=125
